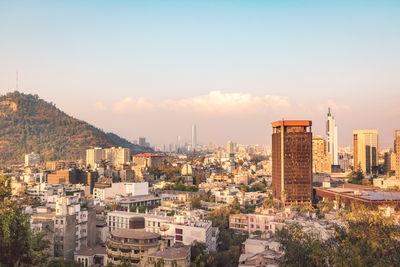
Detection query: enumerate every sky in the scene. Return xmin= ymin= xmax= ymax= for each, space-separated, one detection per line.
xmin=0 ymin=0 xmax=399 ymax=148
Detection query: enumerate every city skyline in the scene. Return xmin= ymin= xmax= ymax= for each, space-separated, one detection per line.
xmin=1 ymin=1 xmax=399 ymax=147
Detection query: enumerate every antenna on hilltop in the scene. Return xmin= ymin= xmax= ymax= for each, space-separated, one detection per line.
xmin=16 ymin=70 xmax=19 ymax=92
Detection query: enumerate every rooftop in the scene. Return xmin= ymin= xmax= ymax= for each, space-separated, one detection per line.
xmin=133 ymin=153 xmax=165 ymax=158
xmin=111 ymin=229 xmax=160 ymax=239
xmin=149 ymin=246 xmax=190 ymax=260
xmin=272 ymin=120 xmax=312 ymax=128
xmin=75 ymin=246 xmax=107 ymax=256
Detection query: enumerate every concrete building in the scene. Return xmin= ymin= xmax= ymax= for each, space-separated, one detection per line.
xmin=132 ymin=153 xmax=164 ymax=168
xmin=139 ymin=137 xmax=147 ymax=146
xmin=46 ymin=160 xmax=77 ymax=171
xmin=146 ymin=245 xmax=191 ymax=267
xmin=25 ymin=152 xmax=41 ymax=167
xmin=312 ymin=136 xmax=331 ymax=174
xmin=229 ymin=213 xmax=276 ymax=235
xmin=353 ymin=130 xmax=378 ymax=175
xmin=30 ymin=196 xmax=96 ymax=259
xmin=86 ymin=147 xmax=103 ymax=169
xmin=103 ymin=147 xmax=131 ymax=166
xmin=226 ymin=141 xmax=236 ymax=154
xmin=93 ymin=182 xmax=149 ymax=201
xmin=272 ymin=120 xmax=313 ymax=204
xmin=74 ymin=246 xmax=107 ymax=267
xmin=107 ymin=211 xmax=216 ymax=251
xmin=47 ymin=170 xmax=98 ymax=193
xmin=107 ymin=229 xmax=161 ymax=266
xmin=326 ymin=108 xmax=338 ymax=166
xmin=191 ymin=123 xmax=197 ymax=151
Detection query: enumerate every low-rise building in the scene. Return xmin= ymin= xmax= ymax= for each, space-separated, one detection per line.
xmin=106 ymin=229 xmax=161 ymax=266
xmin=74 ymin=246 xmax=108 ymax=267
xmin=93 ymin=182 xmax=148 ymax=201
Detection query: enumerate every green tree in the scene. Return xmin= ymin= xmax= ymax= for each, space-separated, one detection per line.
xmin=47 ymin=258 xmax=83 ymax=267
xmin=0 ymin=176 xmax=50 ymax=267
xmin=277 ymin=204 xmax=400 ymax=267
xmin=347 ymin=171 xmax=364 ymax=185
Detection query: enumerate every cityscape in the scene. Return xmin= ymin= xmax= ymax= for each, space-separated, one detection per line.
xmin=1 ymin=1 xmax=400 ymax=267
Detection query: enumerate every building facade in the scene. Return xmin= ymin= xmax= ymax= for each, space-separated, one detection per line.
xmin=326 ymin=108 xmax=338 ymax=165
xmin=312 ymin=136 xmax=331 ymax=174
xmin=272 ymin=120 xmax=313 ymax=203
xmin=25 ymin=152 xmax=41 ymax=167
xmin=353 ymin=130 xmax=378 ymax=175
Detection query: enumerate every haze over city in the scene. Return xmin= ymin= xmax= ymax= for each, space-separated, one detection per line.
xmin=1 ymin=0 xmax=400 ymax=146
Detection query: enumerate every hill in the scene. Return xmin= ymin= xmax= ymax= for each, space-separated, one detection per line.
xmin=0 ymin=91 xmax=151 ymax=164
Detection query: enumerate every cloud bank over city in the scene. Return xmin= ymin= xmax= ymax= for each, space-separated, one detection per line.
xmin=84 ymin=90 xmax=394 ymax=148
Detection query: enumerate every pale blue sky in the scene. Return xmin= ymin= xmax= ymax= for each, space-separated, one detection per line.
xmin=0 ymin=0 xmax=399 ymax=147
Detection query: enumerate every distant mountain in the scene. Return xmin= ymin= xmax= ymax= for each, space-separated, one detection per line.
xmin=0 ymin=91 xmax=152 ymax=164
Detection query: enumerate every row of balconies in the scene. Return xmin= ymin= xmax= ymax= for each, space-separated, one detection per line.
xmin=106 ymin=248 xmax=141 ymax=259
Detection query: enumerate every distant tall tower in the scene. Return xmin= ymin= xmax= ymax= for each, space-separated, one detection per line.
xmin=271 ymin=120 xmax=313 ymax=204
xmin=191 ymin=124 xmax=197 ymax=151
xmin=326 ymin=108 xmax=338 ymax=166
xmin=176 ymin=136 xmax=181 ymax=153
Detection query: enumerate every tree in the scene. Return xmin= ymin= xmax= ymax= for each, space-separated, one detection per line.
xmin=277 ymin=204 xmax=400 ymax=266
xmin=230 ymin=197 xmax=241 ymax=214
xmin=347 ymin=171 xmax=364 ymax=185
xmin=47 ymin=258 xmax=83 ymax=267
xmin=0 ymin=176 xmax=50 ymax=266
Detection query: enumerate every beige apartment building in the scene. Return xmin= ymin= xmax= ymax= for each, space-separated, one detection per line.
xmin=312 ymin=136 xmax=331 ymax=174
xmin=86 ymin=147 xmax=130 ymax=168
xmin=353 ymin=130 xmax=378 ymax=175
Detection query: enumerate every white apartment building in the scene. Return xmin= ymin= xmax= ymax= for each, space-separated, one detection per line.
xmin=106 ymin=211 xmax=216 ymax=251
xmin=25 ymin=152 xmax=41 ymax=167
xmin=94 ymin=182 xmax=148 ymax=201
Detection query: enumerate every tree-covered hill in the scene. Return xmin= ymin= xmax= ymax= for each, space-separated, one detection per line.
xmin=0 ymin=91 xmax=151 ymax=164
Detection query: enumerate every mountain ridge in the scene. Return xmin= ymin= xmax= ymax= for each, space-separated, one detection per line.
xmin=0 ymin=91 xmax=151 ymax=164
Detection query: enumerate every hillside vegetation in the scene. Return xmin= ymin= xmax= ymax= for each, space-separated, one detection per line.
xmin=0 ymin=91 xmax=150 ymax=164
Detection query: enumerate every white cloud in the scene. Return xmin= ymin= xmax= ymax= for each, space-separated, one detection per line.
xmin=101 ymin=91 xmax=290 ymax=116
xmin=112 ymin=97 xmax=154 ymax=113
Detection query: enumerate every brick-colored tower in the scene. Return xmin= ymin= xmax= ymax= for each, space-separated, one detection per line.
xmin=272 ymin=120 xmax=313 ymax=204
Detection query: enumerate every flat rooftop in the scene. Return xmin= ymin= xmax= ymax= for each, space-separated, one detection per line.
xmin=272 ymin=120 xmax=312 ymax=128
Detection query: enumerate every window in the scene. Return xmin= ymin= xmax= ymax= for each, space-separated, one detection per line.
xmin=175 ymin=228 xmax=183 ymax=234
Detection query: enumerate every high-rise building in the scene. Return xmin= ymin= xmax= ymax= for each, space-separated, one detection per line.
xmin=395 ymin=130 xmax=400 ymax=179
xmin=312 ymin=136 xmax=331 ymax=174
xmin=103 ymin=147 xmax=130 ymax=166
xmin=86 ymin=147 xmax=130 ymax=168
xmin=177 ymin=135 xmax=181 ymax=153
xmin=25 ymin=152 xmax=41 ymax=167
xmin=272 ymin=120 xmax=313 ymax=203
xmin=86 ymin=147 xmax=103 ymax=168
xmin=191 ymin=124 xmax=197 ymax=151
xmin=226 ymin=141 xmax=235 ymax=154
xmin=353 ymin=130 xmax=378 ymax=175
xmin=139 ymin=137 xmax=146 ymax=147
xmin=326 ymin=108 xmax=338 ymax=166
